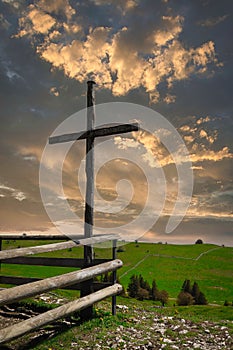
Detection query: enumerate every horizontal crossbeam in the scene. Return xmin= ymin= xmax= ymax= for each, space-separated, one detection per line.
xmin=49 ymin=122 xmax=139 ymax=144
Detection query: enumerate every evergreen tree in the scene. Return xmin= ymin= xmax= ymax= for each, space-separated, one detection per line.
xmin=139 ymin=274 xmax=151 ymax=294
xmin=181 ymin=279 xmax=192 ymax=294
xmin=127 ymin=275 xmax=140 ymax=298
xmin=191 ymin=282 xmax=200 ymax=304
xmin=197 ymin=291 xmax=208 ymax=305
xmin=103 ymin=272 xmax=109 ymax=283
xmin=139 ymin=274 xmax=145 ymax=288
xmin=151 ymin=279 xmax=158 ymax=301
xmin=144 ymin=280 xmax=152 ymax=294
xmin=178 ymin=280 xmax=207 ymax=306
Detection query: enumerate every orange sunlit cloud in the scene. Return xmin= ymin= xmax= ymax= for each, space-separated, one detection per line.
xmin=15 ymin=1 xmax=220 ymax=104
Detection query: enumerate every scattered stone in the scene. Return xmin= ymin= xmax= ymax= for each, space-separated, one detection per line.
xmin=116 ymin=304 xmax=129 ymax=311
xmin=0 ymin=299 xmax=232 ymax=350
xmin=163 ymin=338 xmax=173 ymax=343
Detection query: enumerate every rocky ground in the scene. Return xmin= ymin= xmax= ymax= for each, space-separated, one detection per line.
xmin=0 ymin=299 xmax=232 ymax=349
xmin=75 ymin=305 xmax=233 ymax=350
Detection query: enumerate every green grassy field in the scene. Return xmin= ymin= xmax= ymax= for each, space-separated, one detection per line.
xmin=116 ymin=242 xmax=233 ymax=304
xmin=0 ymin=240 xmax=233 ymax=349
xmin=1 ymin=240 xmax=232 ymax=305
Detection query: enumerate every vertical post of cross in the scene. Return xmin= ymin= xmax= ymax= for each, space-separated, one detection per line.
xmin=80 ymin=81 xmax=96 ymax=320
xmin=84 ymin=80 xmax=96 ymax=265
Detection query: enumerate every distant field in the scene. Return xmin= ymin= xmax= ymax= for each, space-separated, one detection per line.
xmin=0 ymin=240 xmax=232 ymax=304
xmin=116 ymin=242 xmax=233 ymax=304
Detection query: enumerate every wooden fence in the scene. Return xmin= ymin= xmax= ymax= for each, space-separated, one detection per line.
xmin=0 ymin=233 xmax=123 ymax=344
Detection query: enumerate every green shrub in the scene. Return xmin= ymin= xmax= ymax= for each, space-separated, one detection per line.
xmin=177 ymin=291 xmax=194 ymax=306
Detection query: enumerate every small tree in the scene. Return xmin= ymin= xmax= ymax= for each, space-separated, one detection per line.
xmin=181 ymin=279 xmax=192 ymax=294
xmin=195 ymin=239 xmax=203 ymax=244
xmin=197 ymin=291 xmax=208 ymax=305
xmin=127 ymin=275 xmax=140 ymax=298
xmin=157 ymin=290 xmax=169 ymax=306
xmin=117 ymin=247 xmax=125 ymax=252
xmin=191 ymin=282 xmax=200 ymax=304
xmin=102 ymin=272 xmax=109 ymax=283
xmin=177 ymin=291 xmax=194 ymax=306
xmin=139 ymin=274 xmax=151 ymax=294
xmin=127 ymin=274 xmax=170 ymax=303
xmin=151 ymin=279 xmax=159 ymax=301
xmin=137 ymin=287 xmax=150 ymax=301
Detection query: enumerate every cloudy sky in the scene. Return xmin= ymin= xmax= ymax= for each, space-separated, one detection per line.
xmin=0 ymin=0 xmax=232 ymax=246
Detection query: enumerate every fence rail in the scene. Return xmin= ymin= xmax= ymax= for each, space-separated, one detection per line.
xmin=1 ymin=256 xmax=109 ymax=267
xmin=0 ymin=234 xmax=122 ymax=344
xmin=0 ymin=284 xmax=123 ymax=344
xmin=0 ymin=234 xmax=118 ymax=260
xmin=0 ymin=259 xmax=122 ymax=306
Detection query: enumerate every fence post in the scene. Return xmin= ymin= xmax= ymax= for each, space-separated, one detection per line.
xmin=0 ymin=238 xmax=2 ymax=270
xmin=112 ymin=239 xmax=117 ymax=315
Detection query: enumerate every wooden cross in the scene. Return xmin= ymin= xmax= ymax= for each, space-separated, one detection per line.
xmin=49 ymin=81 xmax=138 ymax=317
xmin=49 ymin=81 xmax=139 ymax=260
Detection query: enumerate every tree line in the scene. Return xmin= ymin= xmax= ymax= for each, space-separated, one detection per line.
xmin=99 ymin=272 xmax=208 ymax=306
xmin=126 ymin=275 xmax=208 ymax=306
xmin=127 ymin=274 xmax=169 ymax=305
xmin=177 ymin=279 xmax=208 ymax=305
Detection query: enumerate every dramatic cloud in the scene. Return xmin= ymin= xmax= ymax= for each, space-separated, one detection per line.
xmin=91 ymin=0 xmax=137 ymax=15
xmin=0 ymin=183 xmax=26 ymax=201
xmin=198 ymin=15 xmax=229 ymax=27
xmin=115 ymin=115 xmax=233 ymax=169
xmin=13 ymin=1 xmax=221 ymax=103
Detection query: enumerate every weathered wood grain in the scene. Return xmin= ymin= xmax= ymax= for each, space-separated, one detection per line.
xmin=0 ymin=284 xmax=123 ymax=344
xmin=0 ymin=259 xmax=122 ymax=306
xmin=49 ymin=123 xmax=139 ymax=144
xmin=1 ymin=257 xmax=109 ymax=267
xmin=0 ymin=234 xmax=119 ymax=260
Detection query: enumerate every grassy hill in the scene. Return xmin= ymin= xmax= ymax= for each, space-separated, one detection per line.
xmin=0 ymin=240 xmax=233 ymax=349
xmin=115 ymin=242 xmax=233 ymax=305
xmin=1 ymin=240 xmax=232 ymax=305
